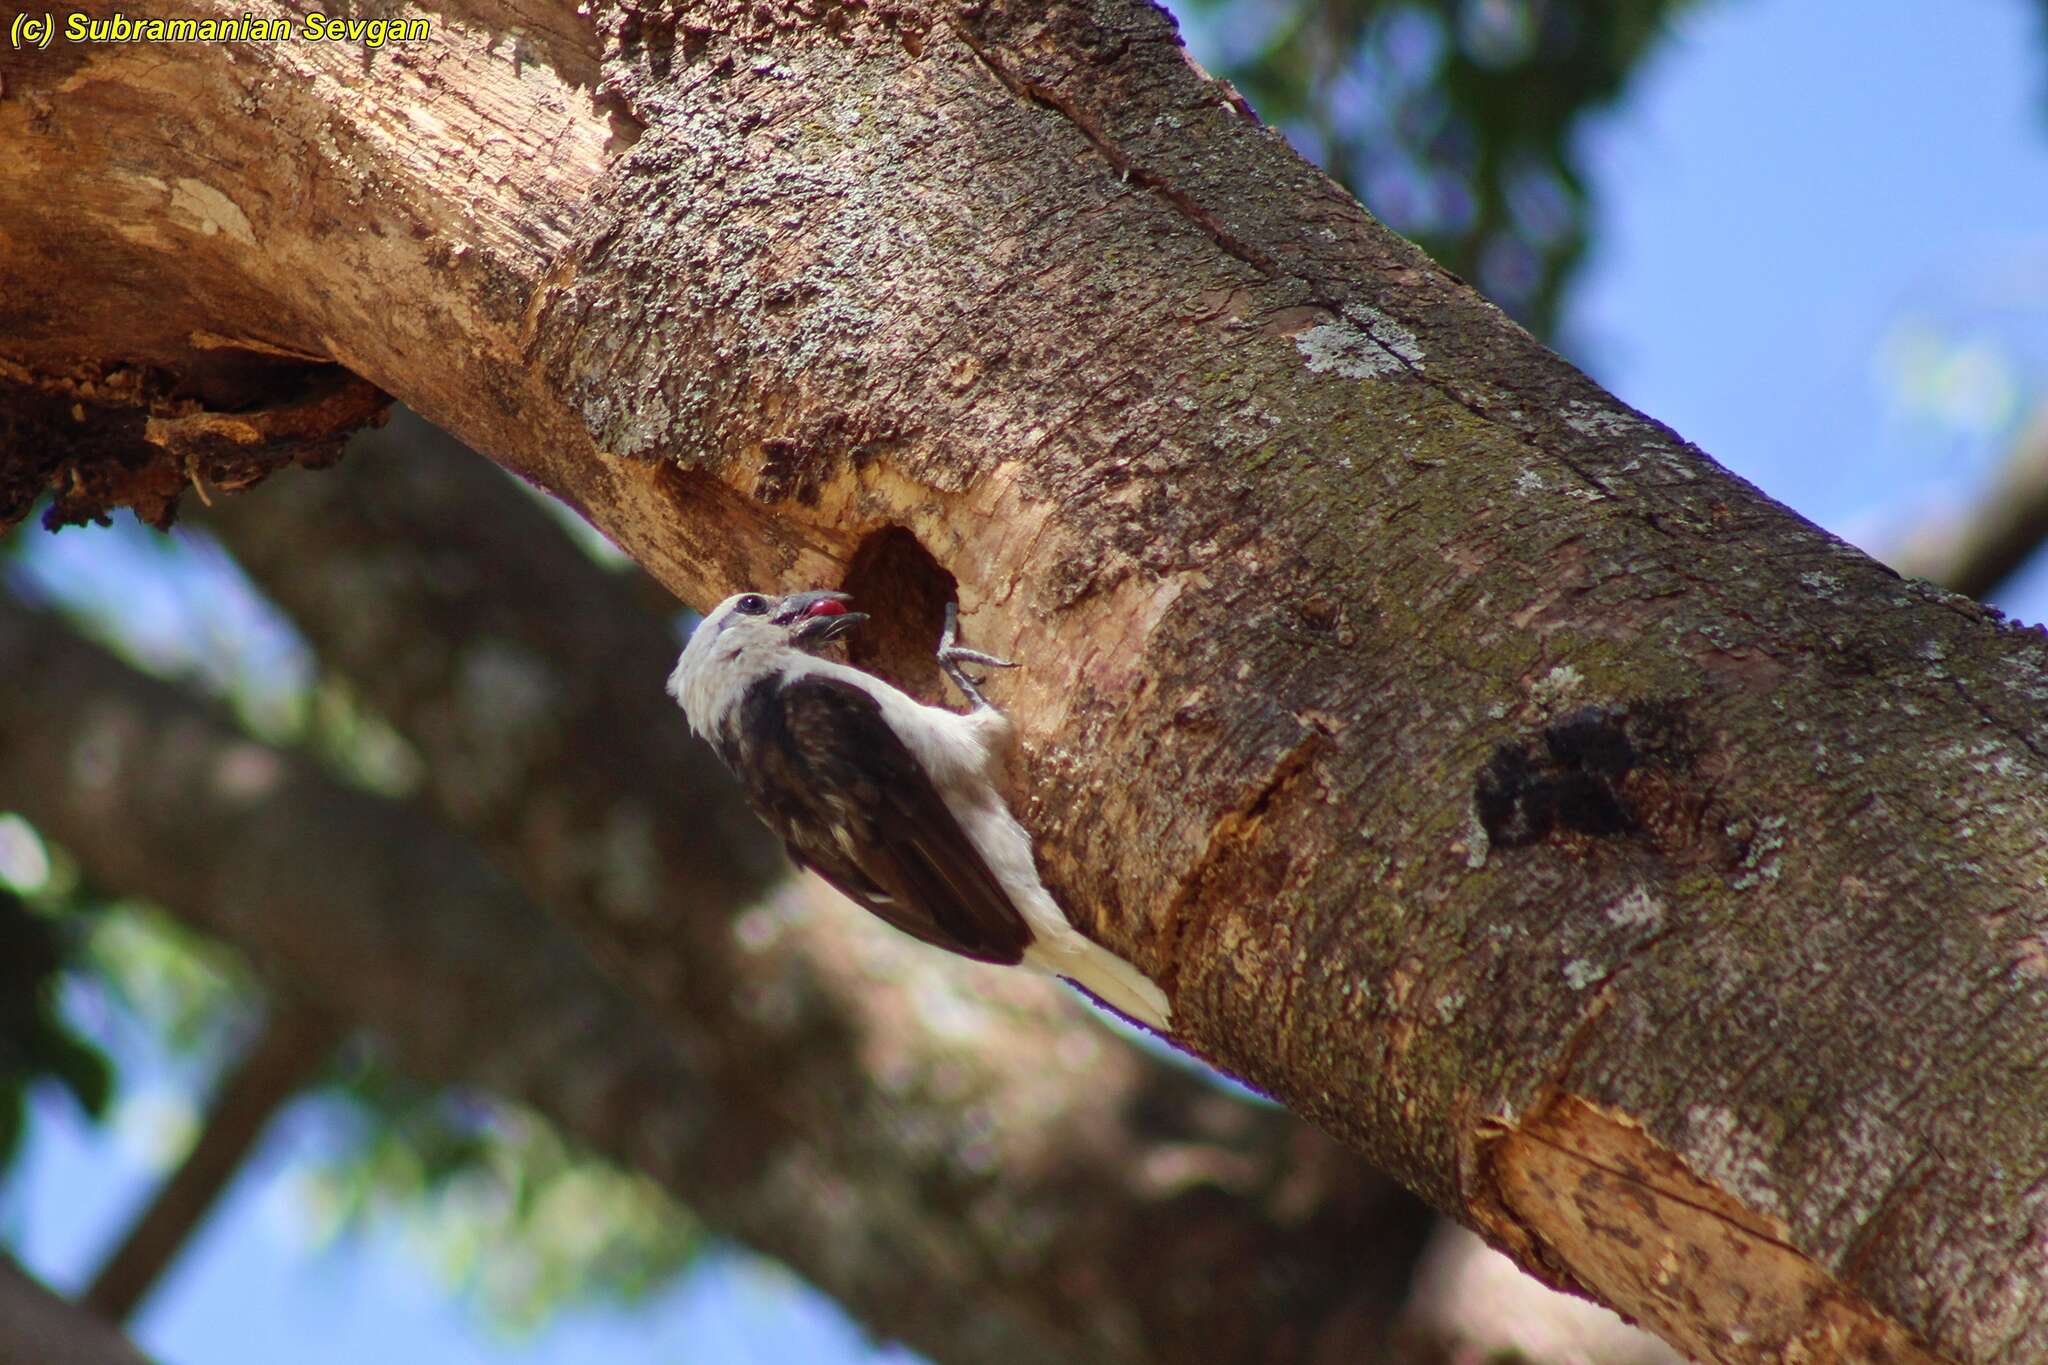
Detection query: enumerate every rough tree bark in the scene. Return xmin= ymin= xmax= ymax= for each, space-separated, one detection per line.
xmin=8 ymin=2 xmax=2048 ymax=1360
xmin=0 ymin=589 xmax=1432 ymax=1364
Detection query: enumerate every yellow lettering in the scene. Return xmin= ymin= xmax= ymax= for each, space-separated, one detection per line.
xmin=296 ymin=11 xmax=427 ymax=44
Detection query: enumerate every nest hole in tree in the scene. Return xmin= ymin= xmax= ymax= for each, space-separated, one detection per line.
xmin=841 ymin=526 xmax=956 ymax=704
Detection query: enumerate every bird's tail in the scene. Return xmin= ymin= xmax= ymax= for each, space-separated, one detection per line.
xmin=1025 ymin=939 xmax=1172 ymax=1033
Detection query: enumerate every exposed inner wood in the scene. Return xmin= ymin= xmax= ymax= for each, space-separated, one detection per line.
xmin=1484 ymin=1096 xmax=1952 ymax=1365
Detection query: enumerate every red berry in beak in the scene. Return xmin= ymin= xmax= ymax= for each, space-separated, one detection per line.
xmin=804 ymin=599 xmax=848 ymax=618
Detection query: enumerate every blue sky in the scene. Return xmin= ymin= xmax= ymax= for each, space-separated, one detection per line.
xmin=1571 ymin=0 xmax=2048 ymax=558
xmin=7 ymin=1 xmax=2048 ymax=1361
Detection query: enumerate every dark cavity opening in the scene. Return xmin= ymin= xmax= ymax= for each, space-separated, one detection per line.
xmin=841 ymin=527 xmax=957 ymax=703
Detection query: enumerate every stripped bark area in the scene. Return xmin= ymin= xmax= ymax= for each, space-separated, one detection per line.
xmin=8 ymin=1 xmax=2048 ymax=1359
xmin=1484 ymin=1096 xmax=1950 ymax=1365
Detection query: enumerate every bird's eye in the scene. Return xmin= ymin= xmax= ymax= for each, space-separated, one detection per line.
xmin=735 ymin=594 xmax=769 ymax=616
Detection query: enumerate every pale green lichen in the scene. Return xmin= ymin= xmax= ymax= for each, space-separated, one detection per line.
xmin=1530 ymin=664 xmax=1584 ymax=709
xmin=1606 ymin=887 xmax=1665 ymax=930
xmin=1562 ymin=958 xmax=1603 ymax=991
xmin=1291 ymin=307 xmax=1422 ymax=381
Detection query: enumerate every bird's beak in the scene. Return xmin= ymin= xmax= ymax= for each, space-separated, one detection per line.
xmin=777 ymin=590 xmax=866 ymax=647
xmin=773 ymin=590 xmax=853 ymax=624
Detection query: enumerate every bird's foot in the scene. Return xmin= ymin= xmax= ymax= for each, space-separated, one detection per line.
xmin=939 ymin=602 xmax=1017 ymax=710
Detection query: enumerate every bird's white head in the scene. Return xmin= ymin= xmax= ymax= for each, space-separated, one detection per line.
xmin=667 ymin=589 xmax=867 ymax=738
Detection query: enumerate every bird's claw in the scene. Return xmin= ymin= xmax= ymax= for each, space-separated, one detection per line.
xmin=939 ymin=602 xmax=1017 ymax=709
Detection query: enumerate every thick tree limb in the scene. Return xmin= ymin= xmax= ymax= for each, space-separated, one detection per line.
xmin=0 ymin=1255 xmax=154 ymax=1365
xmin=82 ymin=1004 xmax=340 ymax=1323
xmin=11 ymin=2 xmax=2048 ymax=1358
xmin=0 ymin=590 xmax=1429 ymax=1363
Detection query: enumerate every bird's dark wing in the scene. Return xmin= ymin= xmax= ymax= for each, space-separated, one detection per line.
xmin=722 ymin=674 xmax=1032 ymax=965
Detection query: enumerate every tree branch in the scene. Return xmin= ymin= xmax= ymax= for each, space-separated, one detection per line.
xmin=0 ymin=1255 xmax=154 ymax=1365
xmin=1889 ymin=407 xmax=2048 ymax=599
xmin=79 ymin=1004 xmax=339 ymax=1323
xmin=10 ymin=1 xmax=2048 ymax=1357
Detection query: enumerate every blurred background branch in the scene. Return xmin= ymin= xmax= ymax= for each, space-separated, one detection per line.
xmin=1 ymin=1254 xmax=156 ymax=1365
xmin=80 ymin=1004 xmax=339 ymax=1324
xmin=1889 ymin=405 xmax=2048 ymax=597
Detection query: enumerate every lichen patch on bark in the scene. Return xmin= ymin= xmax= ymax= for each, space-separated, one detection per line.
xmin=1481 ymin=1095 xmax=1953 ymax=1365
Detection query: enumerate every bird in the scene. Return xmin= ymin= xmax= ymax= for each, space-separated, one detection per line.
xmin=667 ymin=588 xmax=1172 ymax=1031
